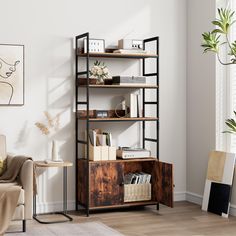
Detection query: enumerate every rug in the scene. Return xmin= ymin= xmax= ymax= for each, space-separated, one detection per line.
xmin=11 ymin=221 xmax=124 ymax=236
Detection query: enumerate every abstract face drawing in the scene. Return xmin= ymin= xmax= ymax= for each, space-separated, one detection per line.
xmin=0 ymin=57 xmax=20 ymax=79
xmin=0 ymin=58 xmax=20 ymax=105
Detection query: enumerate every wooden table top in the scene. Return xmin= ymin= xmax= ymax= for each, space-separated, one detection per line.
xmin=34 ymin=161 xmax=73 ymax=168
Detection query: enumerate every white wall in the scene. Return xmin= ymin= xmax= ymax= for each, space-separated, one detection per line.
xmin=187 ymin=0 xmax=236 ymax=216
xmin=0 ymin=0 xmax=187 ymax=212
xmin=187 ymin=0 xmax=216 ymax=201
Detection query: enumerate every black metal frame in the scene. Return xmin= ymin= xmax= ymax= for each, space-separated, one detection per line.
xmin=33 ymin=166 xmax=73 ymax=224
xmin=75 ymin=33 xmax=159 ymax=216
xmin=142 ymin=36 xmax=159 ymax=158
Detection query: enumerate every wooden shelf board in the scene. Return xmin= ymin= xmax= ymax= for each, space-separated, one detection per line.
xmin=79 ymin=84 xmax=158 ymax=89
xmin=89 ymin=201 xmax=158 ymax=210
xmin=77 ymin=51 xmax=158 ymax=59
xmin=91 ymin=158 xmax=157 ymax=163
xmin=77 ymin=158 xmax=158 ymax=163
xmin=77 ymin=117 xmax=158 ymax=122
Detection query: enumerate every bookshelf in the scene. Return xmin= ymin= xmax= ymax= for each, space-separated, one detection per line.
xmin=75 ymin=33 xmax=173 ymax=216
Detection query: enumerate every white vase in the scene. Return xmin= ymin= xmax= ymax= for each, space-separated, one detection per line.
xmin=51 ymin=140 xmax=58 ymax=161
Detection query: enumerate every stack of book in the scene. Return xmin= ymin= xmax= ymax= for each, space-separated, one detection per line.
xmin=117 ymin=147 xmax=151 ymax=159
xmin=113 ymin=49 xmax=147 ymax=54
xmin=124 ymin=172 xmax=152 ymax=202
xmin=124 ymin=172 xmax=151 ymax=185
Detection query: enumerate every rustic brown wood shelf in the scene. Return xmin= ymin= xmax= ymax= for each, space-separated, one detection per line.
xmin=78 ymin=158 xmax=158 ymax=163
xmin=89 ymin=201 xmax=158 ymax=210
xmin=77 ymin=117 xmax=158 ymax=122
xmin=79 ymin=84 xmax=158 ymax=89
xmin=77 ymin=51 xmax=158 ymax=59
xmin=90 ymin=158 xmax=158 ymax=163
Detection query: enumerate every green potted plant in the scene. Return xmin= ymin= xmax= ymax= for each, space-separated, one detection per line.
xmin=202 ymin=8 xmax=236 ymax=132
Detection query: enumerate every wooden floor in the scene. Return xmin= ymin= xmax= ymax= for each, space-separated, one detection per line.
xmin=10 ymin=201 xmax=236 ymax=235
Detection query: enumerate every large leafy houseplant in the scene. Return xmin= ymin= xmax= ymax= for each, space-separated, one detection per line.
xmin=202 ymin=8 xmax=236 ymax=134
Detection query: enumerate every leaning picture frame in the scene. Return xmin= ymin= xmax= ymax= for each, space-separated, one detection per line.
xmin=0 ymin=44 xmax=24 ymax=106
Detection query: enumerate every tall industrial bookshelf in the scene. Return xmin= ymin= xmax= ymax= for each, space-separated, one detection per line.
xmin=75 ymin=32 xmax=173 ymax=216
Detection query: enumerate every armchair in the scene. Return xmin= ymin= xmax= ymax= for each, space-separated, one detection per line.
xmin=0 ymin=135 xmax=33 ymax=232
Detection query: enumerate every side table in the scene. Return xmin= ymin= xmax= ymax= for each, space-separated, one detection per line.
xmin=33 ymin=161 xmax=73 ymax=224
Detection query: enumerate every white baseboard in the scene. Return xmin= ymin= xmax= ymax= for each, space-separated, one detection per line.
xmin=186 ymin=191 xmax=202 ymax=205
xmin=36 ymin=200 xmax=75 ymax=214
xmin=229 ymin=204 xmax=236 ymax=216
xmin=174 ymin=191 xmax=186 ymax=201
xmin=36 ymin=191 xmax=187 ymax=213
xmin=186 ymin=191 xmax=236 ymax=217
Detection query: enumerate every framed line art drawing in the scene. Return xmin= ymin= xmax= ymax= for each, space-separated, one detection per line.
xmin=0 ymin=44 xmax=24 ymax=105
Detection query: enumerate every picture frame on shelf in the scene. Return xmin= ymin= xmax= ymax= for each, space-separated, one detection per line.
xmin=95 ymin=110 xmax=108 ymax=118
xmin=84 ymin=39 xmax=105 ymax=53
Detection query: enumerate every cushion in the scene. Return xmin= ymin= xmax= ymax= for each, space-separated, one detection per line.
xmin=0 ymin=159 xmax=6 ymax=176
xmin=0 ymin=135 xmax=7 ymax=160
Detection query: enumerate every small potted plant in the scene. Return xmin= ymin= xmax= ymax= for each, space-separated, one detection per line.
xmin=89 ymin=60 xmax=109 ymax=84
xmin=35 ymin=112 xmax=60 ymax=161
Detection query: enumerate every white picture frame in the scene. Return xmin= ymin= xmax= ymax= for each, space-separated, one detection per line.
xmin=0 ymin=44 xmax=24 ymax=106
xmin=84 ymin=39 xmax=105 ymax=53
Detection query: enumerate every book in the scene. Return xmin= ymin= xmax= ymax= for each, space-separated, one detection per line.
xmin=112 ymin=76 xmax=146 ymax=84
xmin=96 ymin=134 xmax=107 ymax=146
xmin=124 ymin=172 xmax=151 ymax=184
xmin=89 ymin=129 xmax=96 ymax=146
xmin=103 ymin=132 xmax=113 ymax=146
xmin=113 ymin=49 xmax=147 ymax=54
xmin=124 ymin=93 xmax=138 ymax=117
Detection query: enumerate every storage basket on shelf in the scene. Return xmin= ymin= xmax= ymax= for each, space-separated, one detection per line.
xmin=124 ymin=183 xmax=151 ymax=202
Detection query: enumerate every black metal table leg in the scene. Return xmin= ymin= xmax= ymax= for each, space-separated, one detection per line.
xmin=33 ymin=166 xmax=73 ymax=224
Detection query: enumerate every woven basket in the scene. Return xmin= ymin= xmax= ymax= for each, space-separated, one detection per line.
xmin=124 ymin=183 xmax=151 ymax=202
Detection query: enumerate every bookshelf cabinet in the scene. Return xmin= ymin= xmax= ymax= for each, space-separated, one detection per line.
xmin=75 ymin=33 xmax=174 ymax=216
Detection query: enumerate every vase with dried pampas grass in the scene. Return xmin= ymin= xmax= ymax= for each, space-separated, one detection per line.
xmin=35 ymin=111 xmax=60 ymax=161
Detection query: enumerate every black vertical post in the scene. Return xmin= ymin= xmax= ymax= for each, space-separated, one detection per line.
xmin=156 ymin=37 xmax=159 ymax=211
xmin=75 ymin=36 xmax=78 ymax=211
xmin=86 ymin=33 xmax=90 ymax=217
xmin=156 ymin=37 xmax=159 ymax=160
xmin=75 ymin=33 xmax=90 ymax=215
xmin=63 ymin=167 xmax=67 ymax=214
xmin=143 ymin=37 xmax=159 ymax=210
xmin=142 ymin=42 xmax=146 ymax=149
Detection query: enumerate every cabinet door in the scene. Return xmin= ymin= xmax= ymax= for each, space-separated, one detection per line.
xmin=153 ymin=161 xmax=174 ymax=208
xmin=90 ymin=162 xmax=124 ymax=207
